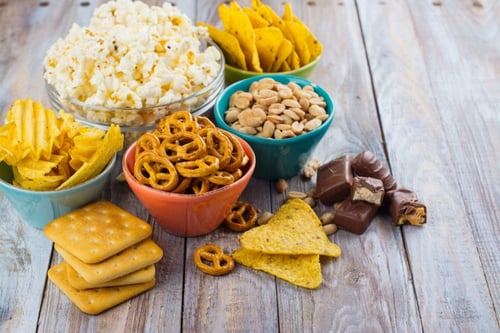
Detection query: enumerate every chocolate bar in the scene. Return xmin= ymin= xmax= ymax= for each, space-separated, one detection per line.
xmin=386 ymin=189 xmax=426 ymax=226
xmin=333 ymin=198 xmax=379 ymax=234
xmin=351 ymin=151 xmax=396 ymax=191
xmin=314 ymin=155 xmax=353 ymax=205
xmin=351 ymin=176 xmax=385 ymax=206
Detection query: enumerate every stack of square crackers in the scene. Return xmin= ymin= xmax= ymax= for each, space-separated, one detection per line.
xmin=44 ymin=201 xmax=163 ymax=315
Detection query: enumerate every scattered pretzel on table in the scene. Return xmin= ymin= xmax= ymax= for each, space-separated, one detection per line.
xmin=224 ymin=201 xmax=258 ymax=232
xmin=193 ymin=244 xmax=235 ymax=276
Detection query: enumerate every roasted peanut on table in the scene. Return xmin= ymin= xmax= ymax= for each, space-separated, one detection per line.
xmin=322 ymin=223 xmax=338 ymax=236
xmin=225 ymin=78 xmax=328 ymax=139
xmin=257 ymin=211 xmax=274 ymax=225
xmin=275 ymin=178 xmax=289 ymax=193
xmin=302 ymin=158 xmax=322 ymax=178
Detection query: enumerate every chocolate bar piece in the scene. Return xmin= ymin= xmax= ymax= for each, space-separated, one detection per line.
xmin=386 ymin=189 xmax=426 ymax=226
xmin=351 ymin=176 xmax=385 ymax=206
xmin=333 ymin=198 xmax=379 ymax=234
xmin=314 ymin=156 xmax=353 ymax=205
xmin=351 ymin=151 xmax=396 ymax=191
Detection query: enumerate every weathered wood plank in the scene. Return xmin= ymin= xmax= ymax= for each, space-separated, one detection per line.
xmin=182 ymin=1 xmax=279 ymax=332
xmin=0 ymin=2 xmax=71 ymax=332
xmin=406 ymin=0 xmax=500 ymax=319
xmin=357 ymin=0 xmax=499 ymax=331
xmin=269 ymin=1 xmax=421 ymax=332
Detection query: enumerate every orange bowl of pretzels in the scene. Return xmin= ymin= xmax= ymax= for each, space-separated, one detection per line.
xmin=122 ymin=111 xmax=256 ymax=237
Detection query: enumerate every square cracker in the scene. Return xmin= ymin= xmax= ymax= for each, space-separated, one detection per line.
xmin=44 ymin=201 xmax=152 ymax=263
xmin=65 ymin=262 xmax=156 ymax=290
xmin=55 ymin=238 xmax=163 ymax=284
xmin=48 ymin=262 xmax=156 ymax=315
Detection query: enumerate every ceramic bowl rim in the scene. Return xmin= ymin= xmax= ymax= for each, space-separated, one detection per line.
xmin=224 ymin=55 xmax=321 ymax=76
xmin=121 ymin=136 xmax=256 ymax=199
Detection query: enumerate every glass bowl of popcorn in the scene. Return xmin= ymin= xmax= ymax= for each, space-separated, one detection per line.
xmin=45 ymin=41 xmax=225 ymax=144
xmin=43 ymin=0 xmax=225 ymax=146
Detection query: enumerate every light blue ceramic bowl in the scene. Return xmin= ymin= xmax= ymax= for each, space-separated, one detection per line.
xmin=0 ymin=154 xmax=116 ymax=229
xmin=214 ymin=74 xmax=335 ymax=180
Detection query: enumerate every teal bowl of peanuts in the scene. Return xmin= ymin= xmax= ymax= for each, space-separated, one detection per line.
xmin=213 ymin=74 xmax=335 ymax=180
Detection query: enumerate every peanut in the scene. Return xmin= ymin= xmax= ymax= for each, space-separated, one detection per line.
xmin=257 ymin=211 xmax=274 ymax=225
xmin=323 ymin=223 xmax=338 ymax=235
xmin=275 ymin=178 xmax=288 ymax=193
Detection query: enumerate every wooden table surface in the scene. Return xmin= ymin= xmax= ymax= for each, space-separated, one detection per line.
xmin=1 ymin=0 xmax=499 ymax=332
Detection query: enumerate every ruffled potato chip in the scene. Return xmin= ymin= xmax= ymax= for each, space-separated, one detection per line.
xmin=238 ymin=199 xmax=341 ymax=257
xmin=2 ymin=99 xmax=60 ymax=164
xmin=232 ymin=248 xmax=322 ymax=289
xmin=0 ymin=98 xmax=123 ymax=191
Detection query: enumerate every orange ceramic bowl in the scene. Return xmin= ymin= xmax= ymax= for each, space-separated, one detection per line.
xmin=122 ymin=136 xmax=256 ymax=237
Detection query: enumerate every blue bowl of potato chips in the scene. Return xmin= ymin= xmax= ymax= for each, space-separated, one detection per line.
xmin=0 ymin=154 xmax=116 ymax=229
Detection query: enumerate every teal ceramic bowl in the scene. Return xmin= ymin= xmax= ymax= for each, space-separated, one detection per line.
xmin=224 ymin=56 xmax=320 ymax=86
xmin=0 ymin=154 xmax=116 ymax=229
xmin=214 ymin=74 xmax=335 ymax=180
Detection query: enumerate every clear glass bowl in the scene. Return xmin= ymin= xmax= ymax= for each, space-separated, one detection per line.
xmin=46 ymin=43 xmax=225 ymax=145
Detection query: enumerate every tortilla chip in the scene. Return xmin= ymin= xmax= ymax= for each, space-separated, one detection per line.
xmin=284 ymin=20 xmax=311 ymax=66
xmin=243 ymin=7 xmax=270 ymax=28
xmin=286 ymin=50 xmax=301 ymax=70
xmin=282 ymin=3 xmax=322 ymax=64
xmin=239 ymin=199 xmax=341 ymax=257
xmin=252 ymin=0 xmax=294 ymax=42
xmin=219 ymin=2 xmax=262 ymax=72
xmin=232 ymin=248 xmax=322 ymax=289
xmin=254 ymin=27 xmax=284 ymax=72
xmin=198 ymin=22 xmax=247 ymax=70
xmin=270 ymin=38 xmax=294 ymax=72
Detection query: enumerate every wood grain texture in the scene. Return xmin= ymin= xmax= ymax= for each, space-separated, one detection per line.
xmin=357 ymin=0 xmax=500 ymax=331
xmin=0 ymin=0 xmax=498 ymax=332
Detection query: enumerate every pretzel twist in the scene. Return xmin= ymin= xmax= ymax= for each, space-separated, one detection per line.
xmin=156 ymin=110 xmax=198 ymax=135
xmin=176 ymin=155 xmax=220 ymax=178
xmin=133 ymin=151 xmax=179 ymax=191
xmin=160 ymin=131 xmax=207 ymax=162
xmin=224 ymin=201 xmax=258 ymax=232
xmin=220 ymin=129 xmax=246 ymax=172
xmin=193 ymin=244 xmax=235 ymax=276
